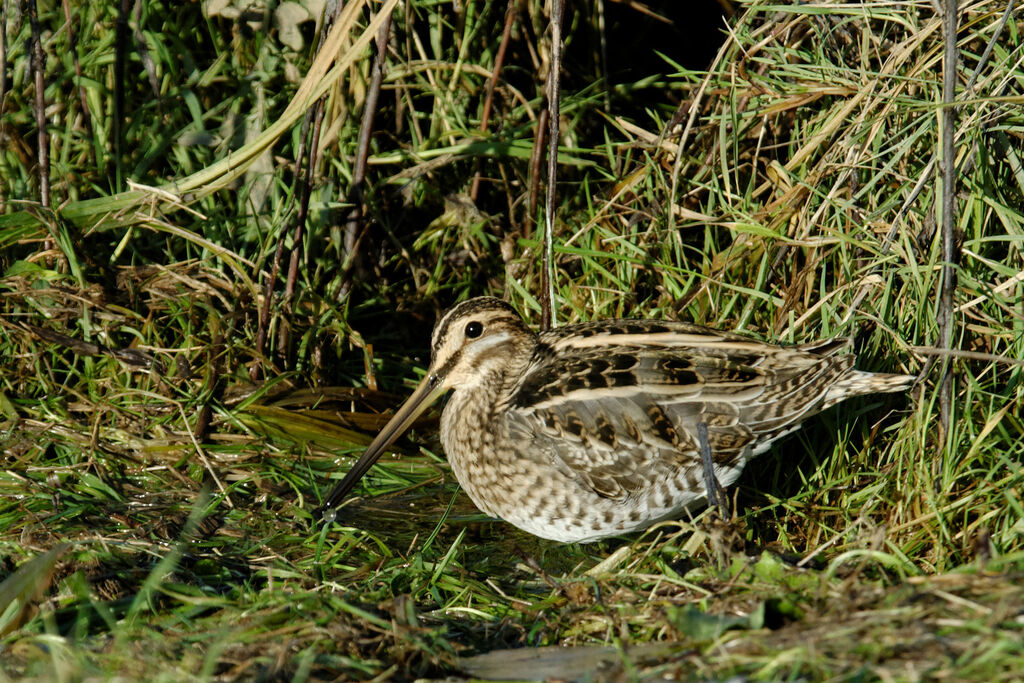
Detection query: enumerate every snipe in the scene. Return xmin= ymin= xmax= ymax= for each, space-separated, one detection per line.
xmin=317 ymin=297 xmax=914 ymax=542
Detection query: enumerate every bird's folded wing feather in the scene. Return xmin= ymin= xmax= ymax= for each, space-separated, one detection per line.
xmin=504 ymin=327 xmax=851 ymax=501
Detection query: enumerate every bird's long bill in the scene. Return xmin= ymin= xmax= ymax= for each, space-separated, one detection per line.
xmin=316 ymin=374 xmax=445 ymax=519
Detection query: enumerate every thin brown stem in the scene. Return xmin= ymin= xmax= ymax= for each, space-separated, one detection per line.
xmin=252 ymin=108 xmax=315 ymax=380
xmin=61 ymin=0 xmax=95 ymax=167
xmin=938 ymin=0 xmax=959 ymax=438
xmin=470 ymin=0 xmax=517 ymax=203
xmin=0 ymin=1 xmax=6 ymax=109
xmin=113 ymin=0 xmax=131 ymax=187
xmin=527 ymin=108 xmax=549 ymax=236
xmin=343 ymin=8 xmax=394 ymax=257
xmin=283 ymin=99 xmax=325 ymax=305
xmin=541 ymin=0 xmax=565 ymax=332
xmin=0 ymin=1 xmax=8 ymax=209
xmin=28 ymin=0 xmax=49 ymax=208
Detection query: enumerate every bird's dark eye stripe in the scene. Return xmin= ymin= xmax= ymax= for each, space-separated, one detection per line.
xmin=465 ymin=321 xmax=483 ymax=338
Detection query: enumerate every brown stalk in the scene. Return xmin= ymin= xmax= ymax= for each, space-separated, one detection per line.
xmin=275 ymin=99 xmax=327 ymax=361
xmin=255 ymin=2 xmax=396 ymax=373
xmin=252 ymin=107 xmax=315 ymax=380
xmin=343 ymin=8 xmax=394 ymax=257
xmin=469 ymin=0 xmax=518 ymax=203
xmin=937 ymin=0 xmax=960 ymax=438
xmin=283 ymin=99 xmax=325 ymax=307
xmin=540 ymin=0 xmax=565 ymax=332
xmin=0 ymin=2 xmax=6 ymax=117
xmin=113 ymin=0 xmax=131 ymax=185
xmin=527 ymin=107 xmax=549 ymax=234
xmin=28 ymin=0 xmax=49 ymax=208
xmin=61 ymin=0 xmax=95 ymax=165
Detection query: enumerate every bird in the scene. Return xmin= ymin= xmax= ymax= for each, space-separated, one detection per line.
xmin=316 ymin=297 xmax=915 ymax=543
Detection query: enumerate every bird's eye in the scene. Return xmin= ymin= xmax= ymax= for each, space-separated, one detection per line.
xmin=465 ymin=321 xmax=483 ymax=338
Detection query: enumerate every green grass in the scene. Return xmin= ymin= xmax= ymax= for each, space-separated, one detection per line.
xmin=3 ymin=0 xmax=1024 ymax=679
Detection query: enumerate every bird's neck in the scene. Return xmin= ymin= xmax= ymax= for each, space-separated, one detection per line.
xmin=439 ymin=346 xmax=533 ymax=458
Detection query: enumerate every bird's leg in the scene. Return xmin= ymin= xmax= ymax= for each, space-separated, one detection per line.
xmin=697 ymin=421 xmax=726 ymax=516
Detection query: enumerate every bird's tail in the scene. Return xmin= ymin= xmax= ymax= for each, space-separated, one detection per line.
xmin=822 ymin=370 xmax=916 ymax=409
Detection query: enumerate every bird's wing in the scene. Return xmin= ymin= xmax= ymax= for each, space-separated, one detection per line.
xmin=504 ymin=327 xmax=851 ymax=501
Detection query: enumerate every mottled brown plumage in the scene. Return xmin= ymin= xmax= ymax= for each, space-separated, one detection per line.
xmin=318 ymin=297 xmax=914 ymax=542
